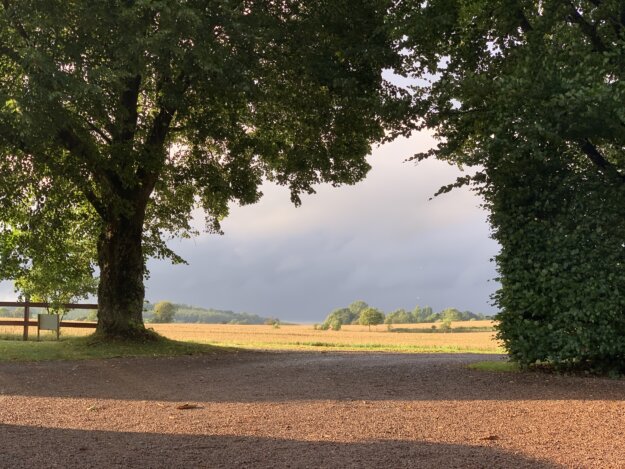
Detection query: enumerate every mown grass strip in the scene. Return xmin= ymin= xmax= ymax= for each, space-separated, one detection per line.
xmin=468 ymin=361 xmax=519 ymax=372
xmin=390 ymin=327 xmax=496 ymax=333
xmin=198 ymin=340 xmax=504 ymax=354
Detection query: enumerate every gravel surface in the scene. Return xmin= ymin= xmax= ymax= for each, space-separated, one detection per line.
xmin=1 ymin=351 xmax=624 ymax=468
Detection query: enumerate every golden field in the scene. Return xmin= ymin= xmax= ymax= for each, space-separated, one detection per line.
xmin=0 ymin=320 xmax=502 ymax=353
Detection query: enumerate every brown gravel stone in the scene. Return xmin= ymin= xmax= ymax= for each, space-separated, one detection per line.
xmin=1 ymin=352 xmax=624 ymax=468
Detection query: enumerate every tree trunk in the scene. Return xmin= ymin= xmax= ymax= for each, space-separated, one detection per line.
xmin=95 ymin=213 xmax=149 ymax=339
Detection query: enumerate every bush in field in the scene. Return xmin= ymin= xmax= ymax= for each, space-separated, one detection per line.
xmin=440 ymin=319 xmax=453 ymax=332
xmin=151 ymin=301 xmax=177 ymax=323
xmin=330 ymin=318 xmax=342 ymax=331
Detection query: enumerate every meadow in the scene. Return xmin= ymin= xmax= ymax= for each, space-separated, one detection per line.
xmin=0 ymin=319 xmax=502 ymax=354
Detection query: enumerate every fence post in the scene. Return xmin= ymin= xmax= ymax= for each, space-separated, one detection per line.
xmin=23 ymin=294 xmax=30 ymax=341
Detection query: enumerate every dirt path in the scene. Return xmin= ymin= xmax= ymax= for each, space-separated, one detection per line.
xmin=1 ymin=352 xmax=624 ymax=468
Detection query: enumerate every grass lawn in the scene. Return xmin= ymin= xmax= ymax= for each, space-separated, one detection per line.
xmin=0 ymin=335 xmax=231 ymax=362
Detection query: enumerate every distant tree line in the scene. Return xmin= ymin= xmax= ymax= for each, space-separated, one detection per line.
xmin=0 ymin=302 xmax=274 ymax=325
xmin=142 ymin=302 xmax=272 ymax=325
xmin=320 ymin=301 xmax=490 ymax=330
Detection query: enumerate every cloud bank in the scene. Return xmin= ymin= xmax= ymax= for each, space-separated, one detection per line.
xmin=145 ymin=133 xmax=500 ymax=322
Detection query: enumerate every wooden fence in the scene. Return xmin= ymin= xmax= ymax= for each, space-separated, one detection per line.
xmin=0 ymin=301 xmax=98 ymax=340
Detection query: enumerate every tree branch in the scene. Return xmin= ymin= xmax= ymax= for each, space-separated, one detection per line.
xmin=566 ymin=2 xmax=608 ymax=52
xmin=1 ymin=124 xmax=109 ymax=219
xmin=117 ymin=74 xmax=141 ymax=143
xmin=0 ymin=43 xmax=20 ymax=62
xmin=577 ymin=138 xmax=625 ymax=183
xmin=56 ymin=126 xmax=125 ymax=196
xmin=136 ymin=73 xmax=190 ymax=203
xmin=514 ymin=2 xmax=533 ymax=34
xmin=82 ymin=187 xmax=107 ymax=219
xmin=85 ymin=119 xmax=113 ymax=145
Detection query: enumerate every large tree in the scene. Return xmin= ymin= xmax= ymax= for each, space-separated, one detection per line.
xmin=401 ymin=1 xmax=625 ymax=372
xmin=0 ymin=0 xmax=409 ymax=339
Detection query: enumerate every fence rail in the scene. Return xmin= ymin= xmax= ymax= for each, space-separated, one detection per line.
xmin=0 ymin=300 xmax=98 ymax=340
xmin=0 ymin=301 xmax=98 ymax=309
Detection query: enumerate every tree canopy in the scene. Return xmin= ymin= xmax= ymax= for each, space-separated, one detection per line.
xmin=0 ymin=0 xmax=409 ymax=338
xmin=401 ymin=0 xmax=625 ymax=373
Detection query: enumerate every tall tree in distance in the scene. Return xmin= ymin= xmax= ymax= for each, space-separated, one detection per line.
xmin=401 ymin=1 xmax=625 ymax=372
xmin=0 ymin=1 xmax=409 ymax=339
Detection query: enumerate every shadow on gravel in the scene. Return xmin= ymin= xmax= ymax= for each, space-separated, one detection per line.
xmin=1 ymin=352 xmax=623 ymax=402
xmin=0 ymin=423 xmax=558 ymax=469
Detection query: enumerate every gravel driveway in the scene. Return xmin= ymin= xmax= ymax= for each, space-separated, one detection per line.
xmin=1 ymin=351 xmax=624 ymax=468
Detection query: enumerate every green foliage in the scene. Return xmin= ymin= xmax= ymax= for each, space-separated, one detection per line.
xmin=0 ymin=1 xmax=410 ymax=336
xmin=440 ymin=308 xmax=462 ymax=322
xmin=151 ymin=301 xmax=177 ymax=324
xmin=330 ymin=318 xmax=342 ymax=331
xmin=0 ymin=180 xmax=98 ymax=313
xmin=359 ymin=307 xmax=385 ymax=330
xmin=413 ymin=306 xmax=435 ymax=322
xmin=385 ymin=308 xmax=411 ymax=324
xmin=321 ymin=307 xmax=359 ymax=330
xmin=348 ymin=300 xmax=370 ymax=317
xmin=402 ymin=1 xmax=625 ymax=373
xmin=493 ymin=167 xmax=625 ymax=373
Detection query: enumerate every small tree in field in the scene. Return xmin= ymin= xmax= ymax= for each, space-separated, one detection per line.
xmin=151 ymin=301 xmax=177 ymax=324
xmin=359 ymin=308 xmax=384 ymax=331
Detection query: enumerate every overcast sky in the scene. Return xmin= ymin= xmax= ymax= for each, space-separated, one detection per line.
xmin=0 ymin=131 xmax=500 ymax=322
xmin=146 ymin=131 xmax=500 ymax=321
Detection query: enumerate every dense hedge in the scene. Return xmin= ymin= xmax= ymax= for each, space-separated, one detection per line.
xmin=489 ymin=153 xmax=625 ymax=374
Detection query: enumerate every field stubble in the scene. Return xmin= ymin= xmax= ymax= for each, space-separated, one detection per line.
xmin=0 ymin=320 xmax=501 ymax=353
